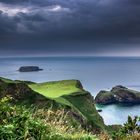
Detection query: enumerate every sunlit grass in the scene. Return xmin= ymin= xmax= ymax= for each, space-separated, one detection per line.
xmin=29 ymin=80 xmax=85 ymax=98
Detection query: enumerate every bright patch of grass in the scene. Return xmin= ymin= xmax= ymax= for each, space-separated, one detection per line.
xmin=54 ymin=97 xmax=73 ymax=107
xmin=29 ymin=80 xmax=85 ymax=98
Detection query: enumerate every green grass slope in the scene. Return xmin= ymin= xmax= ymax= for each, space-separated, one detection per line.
xmin=0 ymin=97 xmax=99 ymax=140
xmin=0 ymin=77 xmax=105 ymax=132
xmin=29 ymin=80 xmax=105 ymax=132
xmin=0 ymin=77 xmax=18 ymax=83
xmin=29 ymin=80 xmax=86 ymax=98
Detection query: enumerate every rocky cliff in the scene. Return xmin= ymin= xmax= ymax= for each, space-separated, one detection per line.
xmin=95 ymin=85 xmax=140 ymax=105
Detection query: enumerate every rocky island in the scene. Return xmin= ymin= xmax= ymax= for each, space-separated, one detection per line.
xmin=18 ymin=66 xmax=43 ymax=72
xmin=95 ymin=85 xmax=140 ymax=105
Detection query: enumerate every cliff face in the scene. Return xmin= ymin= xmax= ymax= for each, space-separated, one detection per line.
xmin=0 ymin=77 xmax=105 ymax=133
xmin=95 ymin=85 xmax=140 ymax=105
xmin=63 ymin=92 xmax=105 ymax=133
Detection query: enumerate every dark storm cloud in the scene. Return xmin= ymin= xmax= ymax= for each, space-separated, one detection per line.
xmin=0 ymin=0 xmax=140 ymax=38
xmin=0 ymin=0 xmax=140 ymax=56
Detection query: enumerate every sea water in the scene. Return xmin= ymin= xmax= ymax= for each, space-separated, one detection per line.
xmin=0 ymin=56 xmax=140 ymax=125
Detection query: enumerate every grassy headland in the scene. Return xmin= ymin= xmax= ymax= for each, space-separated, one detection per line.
xmin=29 ymin=80 xmax=105 ymax=131
xmin=0 ymin=77 xmax=139 ymax=140
xmin=0 ymin=77 xmax=105 ymax=139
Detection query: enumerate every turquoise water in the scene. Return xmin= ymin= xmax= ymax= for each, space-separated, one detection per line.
xmin=0 ymin=56 xmax=140 ymax=125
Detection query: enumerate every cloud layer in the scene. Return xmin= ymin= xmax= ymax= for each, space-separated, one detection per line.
xmin=0 ymin=0 xmax=140 ymax=56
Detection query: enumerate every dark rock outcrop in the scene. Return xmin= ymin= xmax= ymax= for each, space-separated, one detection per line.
xmin=95 ymin=86 xmax=140 ymax=105
xmin=97 ymin=109 xmax=102 ymax=112
xmin=18 ymin=66 xmax=43 ymax=72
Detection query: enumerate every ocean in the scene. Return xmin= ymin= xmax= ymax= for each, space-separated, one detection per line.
xmin=0 ymin=56 xmax=140 ymax=125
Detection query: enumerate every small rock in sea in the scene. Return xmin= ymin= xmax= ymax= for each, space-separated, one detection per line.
xmin=18 ymin=66 xmax=43 ymax=72
xmin=97 ymin=109 xmax=102 ymax=112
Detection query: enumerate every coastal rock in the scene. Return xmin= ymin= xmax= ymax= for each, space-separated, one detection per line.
xmin=95 ymin=86 xmax=140 ymax=105
xmin=18 ymin=66 xmax=43 ymax=72
xmin=97 ymin=109 xmax=102 ymax=112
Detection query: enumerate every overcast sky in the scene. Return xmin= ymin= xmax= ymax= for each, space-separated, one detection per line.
xmin=0 ymin=0 xmax=140 ymax=56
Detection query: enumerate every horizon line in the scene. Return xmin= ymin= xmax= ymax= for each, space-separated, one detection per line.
xmin=1 ymin=55 xmax=140 ymax=58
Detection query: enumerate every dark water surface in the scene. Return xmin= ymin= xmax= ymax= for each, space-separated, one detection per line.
xmin=0 ymin=56 xmax=140 ymax=125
